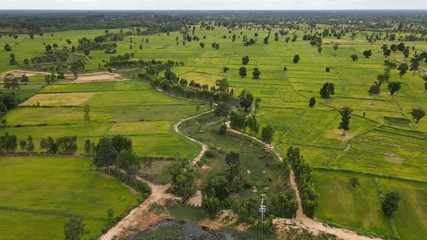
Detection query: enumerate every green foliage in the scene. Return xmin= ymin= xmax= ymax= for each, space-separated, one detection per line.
xmin=239 ymin=66 xmax=247 ymax=77
xmin=64 ymin=218 xmax=87 ymax=240
xmin=363 ymin=49 xmax=372 ymax=58
xmin=202 ymin=197 xmax=220 ymax=218
xmin=349 ymin=177 xmax=360 ymax=188
xmin=287 ymin=147 xmax=319 ymax=218
xmin=252 ymin=67 xmax=261 ymax=79
xmin=387 ymin=81 xmax=402 ymax=95
xmin=293 ymin=54 xmax=300 ymax=63
xmin=269 ymin=191 xmax=298 ymax=218
xmin=246 ymin=115 xmax=260 ymax=134
xmin=83 ymin=104 xmax=90 ymax=122
xmin=397 ymin=63 xmax=408 ymax=78
xmin=261 ymin=124 xmax=274 ymax=143
xmin=351 ymin=54 xmax=359 ymax=61
xmin=382 ymin=190 xmax=402 ymax=218
xmin=167 ymin=160 xmax=195 ymax=197
xmin=411 ymin=108 xmax=425 ymax=123
xmin=229 ymin=111 xmax=246 ymax=130
xmin=238 ymin=90 xmax=254 ymax=112
xmin=319 ymin=82 xmax=335 ymax=99
xmin=242 ymin=55 xmax=249 ymax=65
xmin=0 ymin=132 xmax=17 ymax=153
xmin=204 ymin=174 xmax=229 ymax=201
xmin=368 ymin=83 xmax=381 ymax=104
xmin=225 ymin=151 xmax=241 ymax=178
xmin=309 ymin=97 xmax=316 ymax=107
xmin=3 ymin=73 xmax=19 ymax=90
xmin=338 ymin=106 xmax=353 ymax=134
xmin=214 ymin=102 xmax=229 ymax=117
xmin=93 ymin=135 xmax=138 ymax=170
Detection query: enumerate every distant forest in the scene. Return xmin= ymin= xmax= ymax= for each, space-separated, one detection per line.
xmin=0 ymin=10 xmax=427 ymax=35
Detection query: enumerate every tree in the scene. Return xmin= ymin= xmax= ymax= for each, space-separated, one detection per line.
xmin=225 ymin=151 xmax=241 ymax=177
xmin=338 ymin=107 xmax=353 ymax=135
xmin=349 ymin=177 xmax=359 ymax=188
xmin=242 ymin=55 xmax=249 ymax=65
xmin=252 ymin=68 xmax=261 ymax=79
xmin=319 ymin=82 xmax=335 ymax=99
xmin=3 ymin=73 xmax=19 ymax=90
xmin=21 ymin=74 xmax=29 ymax=84
xmin=204 ymin=174 xmax=229 ymax=201
xmin=309 ymin=97 xmax=316 ymax=107
xmin=239 ymin=90 xmax=254 ymax=112
xmin=363 ymin=50 xmax=372 ymax=58
xmin=229 ymin=112 xmax=246 ymax=130
xmin=411 ymin=108 xmax=425 ymax=123
xmin=214 ymin=102 xmax=229 ymax=117
xmin=9 ymin=53 xmax=17 ymax=65
xmin=239 ymin=66 xmax=247 ymax=77
xmin=70 ymin=59 xmax=85 ymax=78
xmin=83 ymin=104 xmax=90 ymax=122
xmin=261 ymin=124 xmax=274 ymax=143
xmin=246 ymin=115 xmax=260 ymax=134
xmin=351 ymin=54 xmax=359 ymax=61
xmin=382 ymin=190 xmax=401 ymax=218
xmin=397 ymin=63 xmax=408 ymax=78
xmin=293 ymin=54 xmax=300 ymax=63
xmin=368 ymin=83 xmax=381 ymax=105
xmin=410 ymin=58 xmax=419 ymax=75
xmin=200 ymin=42 xmax=205 ymax=48
xmin=26 ymin=135 xmax=34 ymax=154
xmin=387 ymin=81 xmax=401 ymax=96
xmin=4 ymin=44 xmax=11 ymax=51
xmin=64 ymin=218 xmax=87 ymax=240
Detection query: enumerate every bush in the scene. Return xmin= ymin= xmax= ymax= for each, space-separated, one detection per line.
xmin=205 ymin=150 xmax=217 ymax=158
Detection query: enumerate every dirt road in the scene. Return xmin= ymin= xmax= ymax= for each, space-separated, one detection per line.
xmin=99 ymin=179 xmax=179 ymax=240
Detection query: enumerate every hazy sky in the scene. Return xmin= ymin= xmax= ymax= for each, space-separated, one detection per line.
xmin=1 ymin=0 xmax=427 ymax=10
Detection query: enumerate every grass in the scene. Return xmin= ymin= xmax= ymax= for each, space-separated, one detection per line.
xmin=1 ymin=24 xmax=427 ymax=237
xmin=0 ymin=156 xmax=140 ymax=239
xmin=312 ymin=170 xmax=393 ymax=238
xmin=168 ymin=204 xmax=204 ymax=222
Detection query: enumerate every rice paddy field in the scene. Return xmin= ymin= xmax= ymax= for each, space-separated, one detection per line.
xmin=0 ymin=22 xmax=427 ymax=239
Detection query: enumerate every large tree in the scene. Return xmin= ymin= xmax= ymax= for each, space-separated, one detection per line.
xmin=239 ymin=66 xmax=247 ymax=77
xmin=239 ymin=90 xmax=254 ymax=112
xmin=368 ymin=83 xmax=381 ymax=105
xmin=252 ymin=68 xmax=261 ymax=79
xmin=411 ymin=108 xmax=425 ymax=123
xmin=397 ymin=63 xmax=408 ymax=78
xmin=242 ymin=55 xmax=249 ymax=65
xmin=225 ymin=151 xmax=241 ymax=177
xmin=381 ymin=190 xmax=401 ymax=218
xmin=261 ymin=124 xmax=275 ymax=143
xmin=338 ymin=107 xmax=353 ymax=135
xmin=64 ymin=218 xmax=87 ymax=240
xmin=293 ymin=54 xmax=300 ymax=63
xmin=387 ymin=81 xmax=402 ymax=96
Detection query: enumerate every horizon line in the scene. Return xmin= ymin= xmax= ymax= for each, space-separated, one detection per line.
xmin=0 ymin=9 xmax=427 ymax=11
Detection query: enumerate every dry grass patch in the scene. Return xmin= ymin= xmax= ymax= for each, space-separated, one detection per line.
xmin=21 ymin=92 xmax=96 ymax=106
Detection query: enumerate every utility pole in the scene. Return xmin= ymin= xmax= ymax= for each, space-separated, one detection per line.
xmin=259 ymin=194 xmax=266 ymax=240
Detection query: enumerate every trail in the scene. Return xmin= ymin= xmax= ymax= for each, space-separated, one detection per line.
xmin=224 ymin=122 xmax=381 ymax=240
xmin=99 ymin=179 xmax=179 ymax=240
xmin=173 ymin=109 xmax=214 ymax=165
xmin=99 ymin=109 xmax=213 ymax=239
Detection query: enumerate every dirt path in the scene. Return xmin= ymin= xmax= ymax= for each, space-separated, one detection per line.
xmin=99 ymin=179 xmax=179 ymax=240
xmin=173 ymin=109 xmax=213 ymax=165
xmin=224 ymin=122 xmax=381 ymax=240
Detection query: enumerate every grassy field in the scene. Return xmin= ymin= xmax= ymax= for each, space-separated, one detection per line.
xmin=313 ymin=170 xmax=427 ymax=239
xmin=0 ymin=156 xmax=140 ymax=240
xmin=0 ymin=23 xmax=426 ymax=238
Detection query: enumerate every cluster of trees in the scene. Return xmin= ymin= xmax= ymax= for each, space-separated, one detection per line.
xmin=167 ymin=159 xmax=195 ymax=197
xmin=319 ymin=82 xmax=335 ymax=99
xmin=0 ymin=132 xmax=18 ymax=153
xmin=381 ymin=190 xmax=402 ymax=218
xmin=40 ymin=136 xmax=77 ymax=155
xmin=0 ymin=90 xmax=19 ymax=117
xmin=286 ymin=147 xmax=319 ymax=218
xmin=77 ymin=37 xmax=118 ymax=52
xmin=93 ymin=135 xmax=139 ymax=171
xmin=338 ymin=107 xmax=353 ymax=135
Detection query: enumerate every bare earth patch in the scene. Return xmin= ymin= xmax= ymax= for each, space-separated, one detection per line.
xmin=72 ymin=72 xmax=124 ymax=83
xmin=384 ymin=154 xmax=405 ymax=164
xmin=0 ymin=70 xmax=50 ymax=78
xmin=187 ymin=190 xmax=202 ymax=207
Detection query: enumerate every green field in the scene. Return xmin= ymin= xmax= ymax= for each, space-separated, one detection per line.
xmin=1 ymin=17 xmax=427 ymax=239
xmin=0 ymin=156 xmax=140 ymax=240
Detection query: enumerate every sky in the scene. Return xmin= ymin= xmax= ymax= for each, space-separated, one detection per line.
xmin=1 ymin=0 xmax=427 ymax=10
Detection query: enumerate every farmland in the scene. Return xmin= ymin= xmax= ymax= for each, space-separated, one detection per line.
xmin=0 ymin=10 xmax=427 ymax=240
